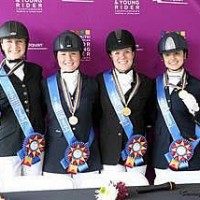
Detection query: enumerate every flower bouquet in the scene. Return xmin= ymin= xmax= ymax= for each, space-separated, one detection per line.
xmin=95 ymin=181 xmax=129 ymax=200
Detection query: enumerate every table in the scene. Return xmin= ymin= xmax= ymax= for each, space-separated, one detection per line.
xmin=1 ymin=184 xmax=200 ymax=200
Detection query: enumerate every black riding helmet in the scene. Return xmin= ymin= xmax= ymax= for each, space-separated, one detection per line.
xmin=0 ymin=20 xmax=29 ymax=56
xmin=54 ymin=30 xmax=84 ymax=57
xmin=158 ymin=32 xmax=188 ymax=56
xmin=106 ymin=29 xmax=136 ymax=54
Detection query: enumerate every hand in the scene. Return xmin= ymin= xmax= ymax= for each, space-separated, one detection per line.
xmin=181 ymin=92 xmax=199 ymax=115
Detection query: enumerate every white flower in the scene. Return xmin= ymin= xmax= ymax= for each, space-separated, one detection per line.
xmin=95 ymin=182 xmax=118 ymax=200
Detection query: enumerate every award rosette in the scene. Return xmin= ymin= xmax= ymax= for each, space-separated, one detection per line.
xmin=60 ymin=141 xmax=90 ymax=174
xmin=122 ymin=135 xmax=147 ymax=168
xmin=18 ymin=133 xmax=45 ymax=166
xmin=165 ymin=139 xmax=194 ymax=170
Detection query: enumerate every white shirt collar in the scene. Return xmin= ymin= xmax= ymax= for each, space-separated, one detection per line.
xmin=61 ymin=69 xmax=79 ymax=95
xmin=6 ymin=60 xmax=24 ymax=81
xmin=167 ymin=68 xmax=184 ymax=85
xmin=114 ymin=69 xmax=133 ymax=95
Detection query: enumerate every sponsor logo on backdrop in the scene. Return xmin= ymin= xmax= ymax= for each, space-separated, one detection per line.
xmin=72 ymin=30 xmax=91 ymax=62
xmin=114 ymin=0 xmax=140 ymax=15
xmin=15 ymin=0 xmax=43 ymax=13
xmin=61 ymin=0 xmax=94 ymax=3
xmin=161 ymin=30 xmax=186 ymax=38
xmin=152 ymin=0 xmax=188 ymax=5
xmin=28 ymin=42 xmax=48 ymax=51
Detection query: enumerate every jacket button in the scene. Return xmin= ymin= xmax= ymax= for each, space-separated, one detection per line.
xmin=118 ymin=132 xmax=122 ymax=136
xmin=24 ymin=100 xmax=29 ymax=104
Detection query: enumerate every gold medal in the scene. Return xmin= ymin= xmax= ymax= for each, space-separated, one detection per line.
xmin=69 ymin=116 xmax=78 ymax=125
xmin=178 ymin=90 xmax=188 ymax=99
xmin=122 ymin=107 xmax=131 ymax=116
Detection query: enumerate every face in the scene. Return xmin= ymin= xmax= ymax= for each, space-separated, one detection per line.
xmin=57 ymin=51 xmax=81 ymax=72
xmin=1 ymin=38 xmax=26 ymax=60
xmin=110 ymin=47 xmax=135 ymax=72
xmin=162 ymin=50 xmax=186 ymax=72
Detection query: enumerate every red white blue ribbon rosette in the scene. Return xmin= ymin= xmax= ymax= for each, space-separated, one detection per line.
xmin=122 ymin=134 xmax=147 ymax=168
xmin=18 ymin=133 xmax=45 ymax=166
xmin=165 ymin=138 xmax=194 ymax=170
xmin=60 ymin=141 xmax=90 ymax=174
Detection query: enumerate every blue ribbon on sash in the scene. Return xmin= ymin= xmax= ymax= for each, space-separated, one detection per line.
xmin=156 ymin=75 xmax=200 ymax=169
xmin=0 ymin=67 xmax=44 ymax=165
xmin=47 ymin=75 xmax=94 ymax=173
xmin=103 ymin=70 xmax=146 ymax=166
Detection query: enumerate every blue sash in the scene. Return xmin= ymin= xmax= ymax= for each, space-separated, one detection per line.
xmin=0 ymin=67 xmax=44 ymax=166
xmin=156 ymin=75 xmax=200 ymax=169
xmin=47 ymin=75 xmax=94 ymax=173
xmin=103 ymin=70 xmax=147 ymax=166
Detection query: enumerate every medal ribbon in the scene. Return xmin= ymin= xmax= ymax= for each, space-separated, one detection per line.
xmin=163 ymin=71 xmax=187 ymax=91
xmin=113 ymin=69 xmax=141 ymax=108
xmin=103 ymin=70 xmax=146 ymax=167
xmin=156 ymin=75 xmax=200 ymax=169
xmin=47 ymin=75 xmax=94 ymax=173
xmin=0 ymin=64 xmax=44 ymax=166
xmin=61 ymin=73 xmax=82 ymax=119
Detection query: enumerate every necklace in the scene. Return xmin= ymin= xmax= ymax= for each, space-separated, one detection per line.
xmin=61 ymin=73 xmax=82 ymax=125
xmin=112 ymin=69 xmax=141 ymax=116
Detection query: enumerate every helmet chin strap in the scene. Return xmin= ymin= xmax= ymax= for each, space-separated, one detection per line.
xmin=114 ymin=63 xmax=135 ymax=74
xmin=7 ymin=58 xmax=23 ymax=63
xmin=115 ymin=67 xmax=133 ymax=74
xmin=167 ymin=65 xmax=184 ymax=73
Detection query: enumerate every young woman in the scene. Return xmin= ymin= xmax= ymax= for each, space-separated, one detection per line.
xmin=42 ymin=31 xmax=102 ymax=183
xmin=0 ymin=20 xmax=45 ymax=178
xmin=97 ymin=29 xmax=154 ymax=184
xmin=153 ymin=32 xmax=200 ymax=184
